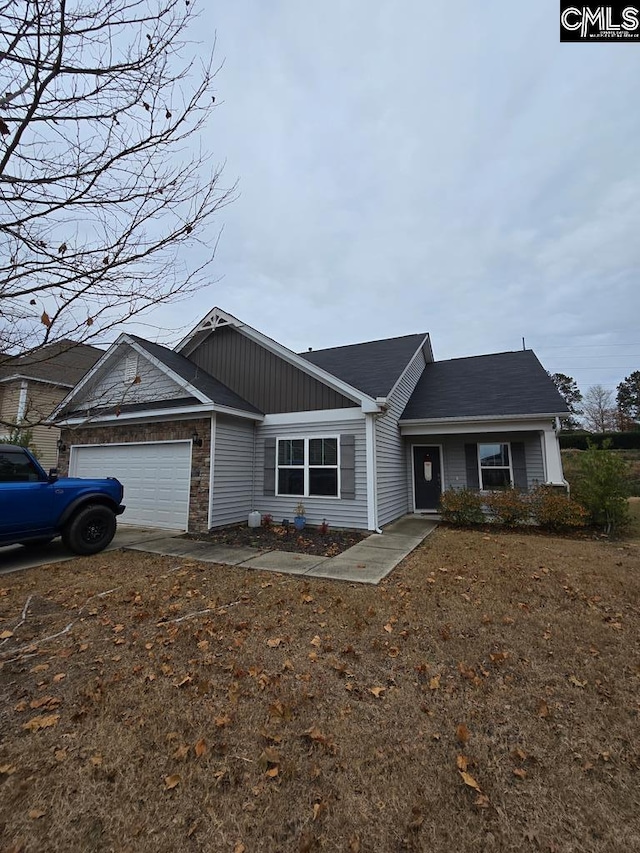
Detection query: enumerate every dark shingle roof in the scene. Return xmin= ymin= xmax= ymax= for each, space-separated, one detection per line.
xmin=129 ymin=336 xmax=263 ymax=415
xmin=299 ymin=333 xmax=428 ymax=398
xmin=0 ymin=340 xmax=103 ymax=386
xmin=401 ymin=350 xmax=570 ymax=421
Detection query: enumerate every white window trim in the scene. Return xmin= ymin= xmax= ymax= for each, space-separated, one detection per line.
xmin=477 ymin=441 xmax=514 ymax=490
xmin=275 ymin=435 xmax=341 ymax=499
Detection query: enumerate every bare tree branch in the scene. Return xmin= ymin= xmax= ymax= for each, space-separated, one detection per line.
xmin=0 ymin=0 xmax=233 ymax=373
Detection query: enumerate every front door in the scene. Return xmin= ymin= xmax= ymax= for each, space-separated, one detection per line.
xmin=413 ymin=446 xmax=442 ymax=510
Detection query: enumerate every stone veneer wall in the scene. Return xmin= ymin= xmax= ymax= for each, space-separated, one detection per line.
xmin=58 ymin=418 xmax=212 ymax=533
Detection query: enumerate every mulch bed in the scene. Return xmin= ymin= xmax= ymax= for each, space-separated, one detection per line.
xmin=185 ymin=522 xmax=369 ymax=557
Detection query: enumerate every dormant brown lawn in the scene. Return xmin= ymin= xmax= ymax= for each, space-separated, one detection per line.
xmin=1 ymin=528 xmax=639 ymax=853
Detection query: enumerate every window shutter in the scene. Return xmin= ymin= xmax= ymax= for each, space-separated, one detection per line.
xmin=511 ymin=442 xmax=528 ymax=490
xmin=465 ymin=444 xmax=480 ymax=490
xmin=264 ymin=437 xmax=276 ymax=496
xmin=340 ymin=434 xmax=356 ymax=500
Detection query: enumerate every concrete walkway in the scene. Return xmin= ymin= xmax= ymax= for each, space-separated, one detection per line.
xmin=126 ymin=515 xmax=438 ymax=585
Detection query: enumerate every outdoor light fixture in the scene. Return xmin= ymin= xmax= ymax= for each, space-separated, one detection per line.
xmin=192 ymin=429 xmax=203 ymax=447
xmin=56 ymin=438 xmax=67 ymax=453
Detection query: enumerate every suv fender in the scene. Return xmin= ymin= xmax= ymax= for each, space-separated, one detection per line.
xmin=58 ymin=494 xmax=125 ymax=528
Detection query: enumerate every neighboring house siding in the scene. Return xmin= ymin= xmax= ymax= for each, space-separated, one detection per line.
xmin=57 ymin=418 xmax=212 ymax=532
xmin=376 ymin=348 xmax=427 ymax=526
xmin=28 ymin=385 xmax=67 ymax=469
xmin=82 ymin=348 xmax=186 ymax=409
xmin=254 ymin=417 xmax=368 ymax=529
xmin=189 ymin=326 xmax=358 ymax=414
xmin=0 ymin=381 xmax=21 ymax=432
xmin=405 ymin=432 xmax=546 ymax=506
xmin=210 ymin=415 xmax=256 ymax=528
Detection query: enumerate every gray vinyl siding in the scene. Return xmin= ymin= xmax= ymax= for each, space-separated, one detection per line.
xmin=254 ymin=416 xmax=368 ymax=529
xmin=376 ymin=348 xmax=427 ymax=526
xmin=82 ymin=347 xmax=185 ymax=408
xmin=188 ymin=325 xmax=358 ymax=414
xmin=210 ymin=415 xmax=256 ymax=528
xmin=405 ymin=432 xmax=546 ymax=506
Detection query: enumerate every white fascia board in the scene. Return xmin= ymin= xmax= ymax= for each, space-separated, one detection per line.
xmin=263 ymin=408 xmax=365 ymax=426
xmin=0 ymin=374 xmax=74 ymax=389
xmin=54 ymin=403 xmax=215 ymax=427
xmin=400 ymin=416 xmax=563 ymax=436
xmin=123 ymin=335 xmax=210 ymax=405
xmin=212 ymin=404 xmax=264 ymax=422
xmin=385 ymin=334 xmax=430 ymax=402
xmin=174 ymin=306 xmax=379 ymax=410
xmin=49 ymin=335 xmax=128 ymax=419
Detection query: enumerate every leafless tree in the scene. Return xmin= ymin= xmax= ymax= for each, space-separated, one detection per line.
xmin=0 ymin=0 xmax=234 ymax=371
xmin=581 ymin=384 xmax=617 ymax=433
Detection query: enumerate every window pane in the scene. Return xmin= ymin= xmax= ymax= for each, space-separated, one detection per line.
xmin=0 ymin=451 xmax=40 ymax=483
xmin=481 ymin=468 xmax=511 ymax=489
xmin=309 ymin=468 xmax=338 ymax=497
xmin=479 ymin=443 xmax=509 ymax=467
xmin=322 ymin=438 xmax=337 ymax=466
xmin=278 ymin=468 xmax=304 ymax=495
xmin=278 ymin=439 xmax=304 ymax=466
xmin=309 ymin=438 xmax=338 ymax=466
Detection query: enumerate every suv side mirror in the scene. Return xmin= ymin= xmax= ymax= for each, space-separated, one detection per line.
xmin=48 ymin=468 xmax=59 ymax=482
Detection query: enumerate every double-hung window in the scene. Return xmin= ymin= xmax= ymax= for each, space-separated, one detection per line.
xmin=277 ymin=437 xmax=339 ymax=497
xmin=478 ymin=443 xmax=512 ymax=490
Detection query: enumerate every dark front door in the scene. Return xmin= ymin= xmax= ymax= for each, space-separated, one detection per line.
xmin=413 ymin=446 xmax=442 ymax=510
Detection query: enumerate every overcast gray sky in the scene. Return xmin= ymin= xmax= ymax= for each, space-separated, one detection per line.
xmin=135 ymin=0 xmax=640 ymax=397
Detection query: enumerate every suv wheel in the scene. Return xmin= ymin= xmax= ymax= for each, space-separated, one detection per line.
xmin=62 ymin=505 xmax=117 ymax=555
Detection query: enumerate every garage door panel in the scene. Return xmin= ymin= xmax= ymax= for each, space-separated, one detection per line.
xmin=70 ymin=442 xmax=191 ymax=530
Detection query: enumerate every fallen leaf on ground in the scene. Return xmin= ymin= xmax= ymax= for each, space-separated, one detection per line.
xmin=52 ymin=673 xmax=66 ymax=683
xmin=22 ymin=714 xmax=60 ymax=732
xmin=195 ymin=738 xmax=207 ymax=757
xmin=569 ymin=675 xmax=587 ymax=688
xmin=369 ymin=686 xmax=386 ymax=698
xmin=28 ymin=808 xmax=46 ymax=820
xmin=0 ymin=629 xmax=14 ymax=639
xmin=459 ymin=771 xmax=481 ymax=792
xmin=513 ymin=768 xmax=527 ymax=779
xmin=429 ymin=674 xmax=441 ymax=690
xmin=164 ymin=774 xmax=181 ymax=790
xmin=456 ymin=755 xmax=468 ymax=771
xmin=173 ymin=744 xmax=190 ymax=760
xmin=0 ymin=764 xmax=17 ymax=775
xmin=90 ymin=754 xmax=103 ymax=767
xmin=456 ymin=723 xmax=470 ymax=744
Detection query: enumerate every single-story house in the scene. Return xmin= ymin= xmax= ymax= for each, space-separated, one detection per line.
xmin=53 ymin=307 xmax=569 ymax=532
xmin=0 ymin=340 xmax=103 ymax=468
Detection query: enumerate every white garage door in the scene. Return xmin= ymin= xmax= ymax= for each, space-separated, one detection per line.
xmin=70 ymin=442 xmax=191 ymax=530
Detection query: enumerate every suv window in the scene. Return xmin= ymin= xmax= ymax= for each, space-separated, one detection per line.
xmin=0 ymin=450 xmax=42 ymax=483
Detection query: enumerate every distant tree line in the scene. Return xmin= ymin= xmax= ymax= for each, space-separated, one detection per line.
xmin=549 ymin=371 xmax=640 ymax=433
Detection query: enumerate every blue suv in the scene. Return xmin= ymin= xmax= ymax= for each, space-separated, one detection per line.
xmin=0 ymin=444 xmax=125 ymax=555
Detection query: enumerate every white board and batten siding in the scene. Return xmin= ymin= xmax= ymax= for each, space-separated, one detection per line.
xmin=209 ymin=415 xmax=256 ymax=528
xmin=375 ymin=348 xmax=427 ymax=526
xmin=70 ymin=441 xmax=191 ymax=530
xmin=254 ymin=417 xmax=369 ymax=530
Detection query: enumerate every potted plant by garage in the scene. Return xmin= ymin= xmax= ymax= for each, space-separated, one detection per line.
xmin=293 ymin=501 xmax=306 ymax=531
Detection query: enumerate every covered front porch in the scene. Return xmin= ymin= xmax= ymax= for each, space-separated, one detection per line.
xmin=400 ymin=418 xmax=567 ymax=513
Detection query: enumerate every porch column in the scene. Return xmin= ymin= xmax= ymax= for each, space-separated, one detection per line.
xmin=542 ymin=427 xmax=565 ymax=485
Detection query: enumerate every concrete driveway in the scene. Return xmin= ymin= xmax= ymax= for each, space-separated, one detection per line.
xmin=0 ymin=525 xmax=177 ymax=575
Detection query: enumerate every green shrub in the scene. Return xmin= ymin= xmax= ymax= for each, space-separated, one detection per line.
xmin=440 ymin=488 xmax=484 ymax=526
xmin=485 ymin=488 xmax=530 ymax=527
xmin=573 ymin=441 xmax=630 ymax=534
xmin=529 ymin=486 xmax=588 ymax=532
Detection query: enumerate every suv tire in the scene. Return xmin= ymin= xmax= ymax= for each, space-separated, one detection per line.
xmin=62 ymin=505 xmax=117 ymax=555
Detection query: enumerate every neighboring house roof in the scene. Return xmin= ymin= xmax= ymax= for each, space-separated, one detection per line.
xmin=0 ymin=340 xmax=103 ymax=387
xmin=128 ymin=336 xmax=263 ymax=415
xmin=401 ymin=350 xmax=570 ymax=421
xmin=300 ymin=333 xmax=429 ymax=399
